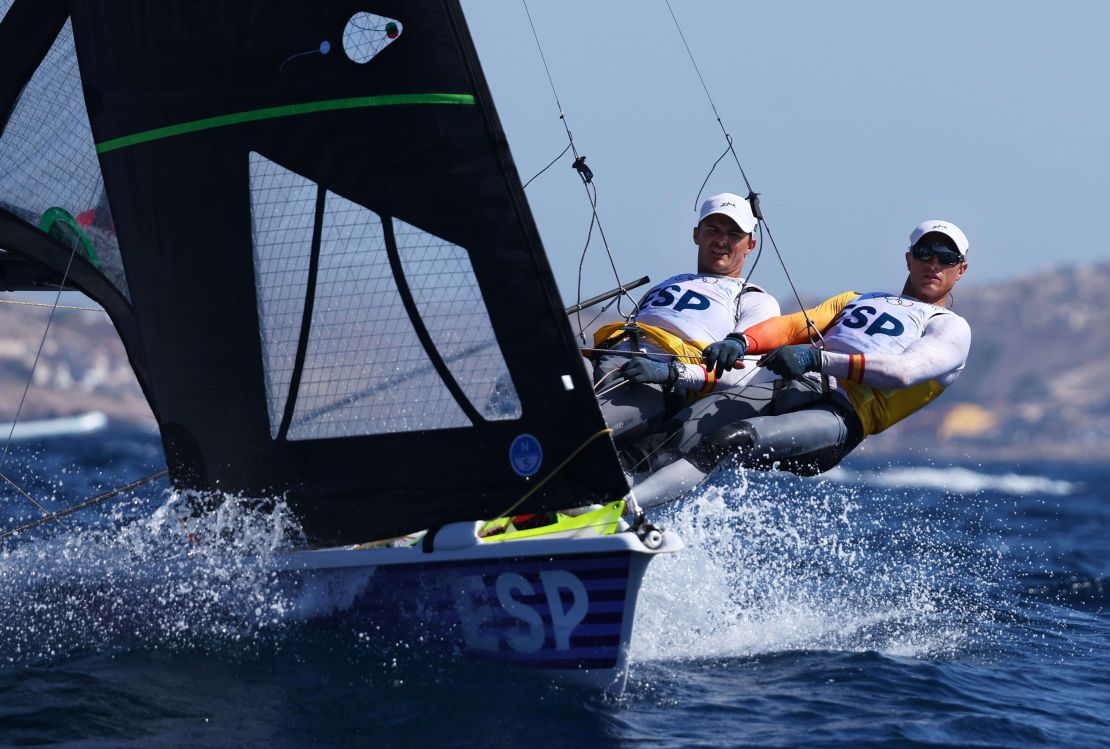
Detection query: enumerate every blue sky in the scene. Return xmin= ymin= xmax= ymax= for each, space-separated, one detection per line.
xmin=463 ymin=1 xmax=1110 ymax=308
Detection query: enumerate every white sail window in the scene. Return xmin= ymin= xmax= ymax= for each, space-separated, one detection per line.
xmin=394 ymin=219 xmax=522 ymax=420
xmin=0 ymin=1 xmax=12 ymax=23
xmin=342 ymin=12 xmax=403 ymax=64
xmin=0 ymin=19 xmax=129 ymax=298
xmin=287 ymin=192 xmax=470 ymax=439
xmin=248 ymin=152 xmax=317 ymax=438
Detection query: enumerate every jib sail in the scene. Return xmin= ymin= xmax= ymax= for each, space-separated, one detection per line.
xmin=0 ymin=0 xmax=627 ymax=544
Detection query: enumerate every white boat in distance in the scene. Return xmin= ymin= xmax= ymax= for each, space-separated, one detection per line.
xmin=0 ymin=411 xmax=108 ymax=442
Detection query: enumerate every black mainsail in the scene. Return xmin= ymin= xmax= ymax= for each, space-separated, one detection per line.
xmin=0 ymin=1 xmax=628 ymax=543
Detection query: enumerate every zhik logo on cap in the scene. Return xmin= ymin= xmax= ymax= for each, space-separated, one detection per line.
xmin=698 ymin=193 xmax=757 ymax=233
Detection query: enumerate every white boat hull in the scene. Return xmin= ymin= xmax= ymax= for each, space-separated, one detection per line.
xmin=278 ymin=525 xmax=682 ymax=692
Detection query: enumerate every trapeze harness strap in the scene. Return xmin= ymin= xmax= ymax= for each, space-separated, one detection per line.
xmin=592 ymin=321 xmax=704 ymax=368
xmin=823 ymin=292 xmax=960 ymax=436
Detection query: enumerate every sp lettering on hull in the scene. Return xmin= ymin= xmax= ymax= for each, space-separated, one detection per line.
xmin=452 ymin=570 xmax=590 ymax=654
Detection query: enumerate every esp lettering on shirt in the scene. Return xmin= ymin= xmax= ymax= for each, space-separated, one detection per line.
xmin=639 ymin=284 xmax=711 ymax=313
xmin=831 ymin=302 xmax=906 ymax=338
xmin=629 ymin=273 xmax=777 ymax=348
xmin=824 ymin=293 xmax=951 ymax=357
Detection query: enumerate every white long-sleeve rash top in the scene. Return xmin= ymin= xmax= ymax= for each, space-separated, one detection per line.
xmin=631 ymin=273 xmax=781 ymax=392
xmin=741 ymin=291 xmax=971 ymax=434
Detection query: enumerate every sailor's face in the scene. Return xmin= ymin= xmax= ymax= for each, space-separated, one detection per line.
xmin=904 ymin=248 xmax=967 ymax=305
xmin=694 ymin=215 xmax=755 ymax=277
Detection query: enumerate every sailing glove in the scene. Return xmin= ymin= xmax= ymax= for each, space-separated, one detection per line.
xmin=760 ymin=345 xmax=822 ymax=380
xmin=620 ymin=357 xmax=679 ymax=389
xmin=702 ymin=334 xmax=748 ymax=378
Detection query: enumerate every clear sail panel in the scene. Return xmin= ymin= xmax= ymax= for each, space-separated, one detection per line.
xmin=288 ymin=192 xmax=471 ymax=439
xmin=249 ymin=154 xmax=520 ymax=440
xmin=394 ymin=219 xmax=522 ymax=421
xmin=0 ymin=18 xmax=129 ymax=299
xmin=248 ymin=152 xmax=316 ymax=437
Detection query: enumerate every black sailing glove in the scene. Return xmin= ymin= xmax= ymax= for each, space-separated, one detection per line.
xmin=760 ymin=345 xmax=822 ymax=380
xmin=620 ymin=357 xmax=679 ymax=389
xmin=702 ymin=334 xmax=748 ymax=378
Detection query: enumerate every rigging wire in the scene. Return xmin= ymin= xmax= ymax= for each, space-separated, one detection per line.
xmin=0 ymin=241 xmax=83 ymax=529
xmin=663 ymin=0 xmax=824 ymax=347
xmin=663 ymin=2 xmax=755 ymax=194
xmin=521 ymin=0 xmax=567 ymax=115
xmin=522 ymin=141 xmax=573 ymax=189
xmin=0 ymin=469 xmax=65 ymax=529
xmin=0 ymin=469 xmax=170 ymax=540
xmin=576 ymin=296 xmax=621 ymax=341
xmin=572 ymin=182 xmax=632 ymax=343
xmin=693 ymin=138 xmax=738 ymax=213
xmin=582 ymin=182 xmax=624 ymax=307
xmin=0 ymin=298 xmax=105 ymax=313
xmin=520 ymin=0 xmax=638 ymax=338
xmin=573 ymin=196 xmax=599 ymax=341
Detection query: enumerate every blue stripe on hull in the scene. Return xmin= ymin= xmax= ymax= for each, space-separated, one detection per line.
xmin=297 ymin=550 xmax=640 ymax=672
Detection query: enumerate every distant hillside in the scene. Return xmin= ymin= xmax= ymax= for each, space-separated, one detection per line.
xmin=2 ymin=261 xmax=1108 ymax=462
xmin=0 ymin=301 xmax=153 ymax=426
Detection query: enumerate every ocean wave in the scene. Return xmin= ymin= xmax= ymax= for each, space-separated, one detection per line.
xmin=823 ymin=465 xmax=1080 ymax=496
xmin=632 ymin=468 xmax=1001 ymax=663
xmin=0 ymin=491 xmax=303 ymax=666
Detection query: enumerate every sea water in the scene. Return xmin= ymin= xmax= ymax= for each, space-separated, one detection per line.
xmin=0 ymin=427 xmax=1107 ymax=748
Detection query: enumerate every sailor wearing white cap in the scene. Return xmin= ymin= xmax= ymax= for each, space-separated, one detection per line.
xmin=909 ymin=220 xmax=969 ymax=258
xmin=591 ymin=193 xmax=781 ymax=449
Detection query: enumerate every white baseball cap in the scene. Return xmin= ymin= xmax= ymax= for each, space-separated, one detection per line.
xmin=699 ymin=193 xmax=758 ymax=234
xmin=909 ymin=220 xmax=969 ymax=257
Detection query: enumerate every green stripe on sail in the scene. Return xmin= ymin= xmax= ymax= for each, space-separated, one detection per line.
xmin=95 ymin=93 xmax=476 ymax=154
